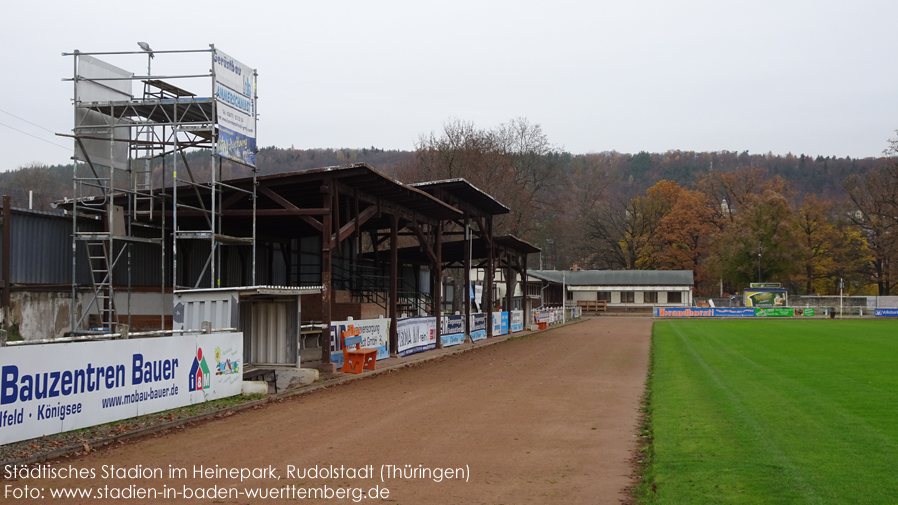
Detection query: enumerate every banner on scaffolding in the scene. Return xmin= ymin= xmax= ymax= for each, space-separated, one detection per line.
xmin=73 ymin=55 xmax=132 ymax=171
xmin=213 ymin=49 xmax=256 ymax=166
xmin=0 ymin=332 xmax=242 ymax=445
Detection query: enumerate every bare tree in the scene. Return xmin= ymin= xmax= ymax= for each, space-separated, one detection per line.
xmin=409 ymin=117 xmax=560 ymax=240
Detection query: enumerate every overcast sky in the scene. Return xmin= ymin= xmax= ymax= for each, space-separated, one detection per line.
xmin=2 ymin=0 xmax=897 ymax=171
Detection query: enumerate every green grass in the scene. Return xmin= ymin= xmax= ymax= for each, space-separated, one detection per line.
xmin=640 ymin=320 xmax=898 ymax=504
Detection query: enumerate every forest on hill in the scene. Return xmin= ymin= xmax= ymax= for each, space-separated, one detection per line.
xmin=2 ymin=119 xmax=896 ymax=297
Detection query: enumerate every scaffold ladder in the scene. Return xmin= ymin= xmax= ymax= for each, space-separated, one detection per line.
xmin=132 ymin=159 xmax=154 ymax=220
xmin=85 ymin=240 xmax=116 ymax=329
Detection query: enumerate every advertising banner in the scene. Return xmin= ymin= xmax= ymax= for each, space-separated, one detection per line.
xmin=470 ymin=313 xmax=487 ymax=341
xmin=548 ymin=310 xmax=556 ymax=324
xmin=492 ymin=312 xmax=502 ymax=336
xmin=711 ymin=308 xmax=756 ymax=317
xmin=793 ymin=308 xmax=816 ymax=317
xmin=534 ymin=310 xmax=550 ymax=324
xmin=874 ymin=308 xmax=898 ymax=317
xmin=0 ymin=332 xmax=242 ymax=445
xmin=330 ymin=318 xmax=390 ymax=368
xmin=441 ymin=314 xmax=466 ymax=347
xmin=744 ymin=289 xmax=788 ymax=307
xmin=501 ymin=312 xmax=509 ymax=334
xmin=397 ymin=316 xmax=437 ymax=357
xmin=654 ymin=307 xmax=717 ymax=317
xmin=213 ymin=49 xmax=256 ymax=166
xmin=217 ymin=127 xmax=256 ymax=166
xmin=654 ymin=307 xmax=762 ymax=317
xmin=755 ymin=308 xmax=795 ymax=317
xmin=510 ymin=310 xmax=524 ymax=332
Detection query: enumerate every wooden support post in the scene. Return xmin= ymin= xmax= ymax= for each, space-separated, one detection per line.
xmin=389 ymin=214 xmax=399 ymax=356
xmin=464 ymin=213 xmax=471 ymax=340
xmin=333 ymin=186 xmax=341 ymax=255
xmin=485 ymin=217 xmax=493 ymax=337
xmin=435 ymin=221 xmax=443 ymax=349
xmin=320 ymin=184 xmax=333 ymax=369
xmin=506 ymin=252 xmax=513 ymax=315
xmin=523 ymin=253 xmax=529 ymax=327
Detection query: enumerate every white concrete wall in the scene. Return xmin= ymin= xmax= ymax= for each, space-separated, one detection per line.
xmin=565 ymin=288 xmax=690 ymax=307
xmin=571 ymin=291 xmax=595 ymax=303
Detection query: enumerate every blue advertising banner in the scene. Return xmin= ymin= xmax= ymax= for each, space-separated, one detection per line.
xmin=874 ymin=308 xmax=898 ymax=317
xmin=712 ymin=308 xmax=757 ymax=317
xmin=500 ymin=312 xmax=509 ymax=335
xmin=217 ymin=126 xmax=256 ymax=166
xmin=470 ymin=313 xmax=487 ymax=341
xmin=441 ymin=314 xmax=466 ymax=347
xmin=492 ymin=312 xmax=502 ymax=336
xmin=654 ymin=307 xmax=756 ymax=317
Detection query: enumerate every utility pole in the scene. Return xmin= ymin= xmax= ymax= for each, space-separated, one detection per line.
xmin=562 ymin=270 xmax=566 ymax=325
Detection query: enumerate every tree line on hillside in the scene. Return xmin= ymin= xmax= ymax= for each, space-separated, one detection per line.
xmin=393 ymin=119 xmax=898 ymax=298
xmin=3 ymin=121 xmax=897 ymax=297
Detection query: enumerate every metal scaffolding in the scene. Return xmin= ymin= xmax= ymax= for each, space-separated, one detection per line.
xmin=61 ymin=45 xmax=258 ymax=334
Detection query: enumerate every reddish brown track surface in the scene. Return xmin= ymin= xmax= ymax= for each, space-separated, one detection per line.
xmin=14 ymin=317 xmax=651 ymax=504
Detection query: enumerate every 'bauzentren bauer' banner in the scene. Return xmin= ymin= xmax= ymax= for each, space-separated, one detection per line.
xmin=0 ymin=333 xmax=242 ymax=445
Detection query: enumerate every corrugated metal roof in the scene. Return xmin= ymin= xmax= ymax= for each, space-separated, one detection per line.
xmin=411 ymin=178 xmax=510 ymax=216
xmin=529 ymin=270 xmax=694 ymax=286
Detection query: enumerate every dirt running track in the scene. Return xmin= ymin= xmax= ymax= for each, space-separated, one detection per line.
xmin=11 ymin=317 xmax=651 ymax=504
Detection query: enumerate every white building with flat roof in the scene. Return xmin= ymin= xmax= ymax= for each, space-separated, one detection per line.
xmin=529 ymin=269 xmax=694 ymax=309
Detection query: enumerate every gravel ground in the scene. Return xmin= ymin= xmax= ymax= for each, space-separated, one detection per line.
xmin=0 ymin=394 xmax=269 ymax=463
xmin=10 ymin=317 xmax=652 ymax=505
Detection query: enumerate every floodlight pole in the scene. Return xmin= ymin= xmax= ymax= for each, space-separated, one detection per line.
xmin=757 ymin=241 xmax=762 ymax=283
xmin=840 ymin=277 xmax=843 ymax=319
xmin=562 ymin=270 xmax=566 ymax=325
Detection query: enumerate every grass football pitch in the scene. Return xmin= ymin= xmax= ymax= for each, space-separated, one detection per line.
xmin=642 ymin=319 xmax=898 ymax=504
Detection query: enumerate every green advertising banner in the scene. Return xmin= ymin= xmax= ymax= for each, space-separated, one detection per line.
xmin=755 ymin=307 xmax=795 ymax=317
xmin=793 ymin=308 xmax=816 ymax=317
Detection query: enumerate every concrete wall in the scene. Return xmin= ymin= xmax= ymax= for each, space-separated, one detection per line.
xmin=2 ymin=290 xmax=86 ymax=341
xmin=2 ymin=289 xmax=171 ymax=341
